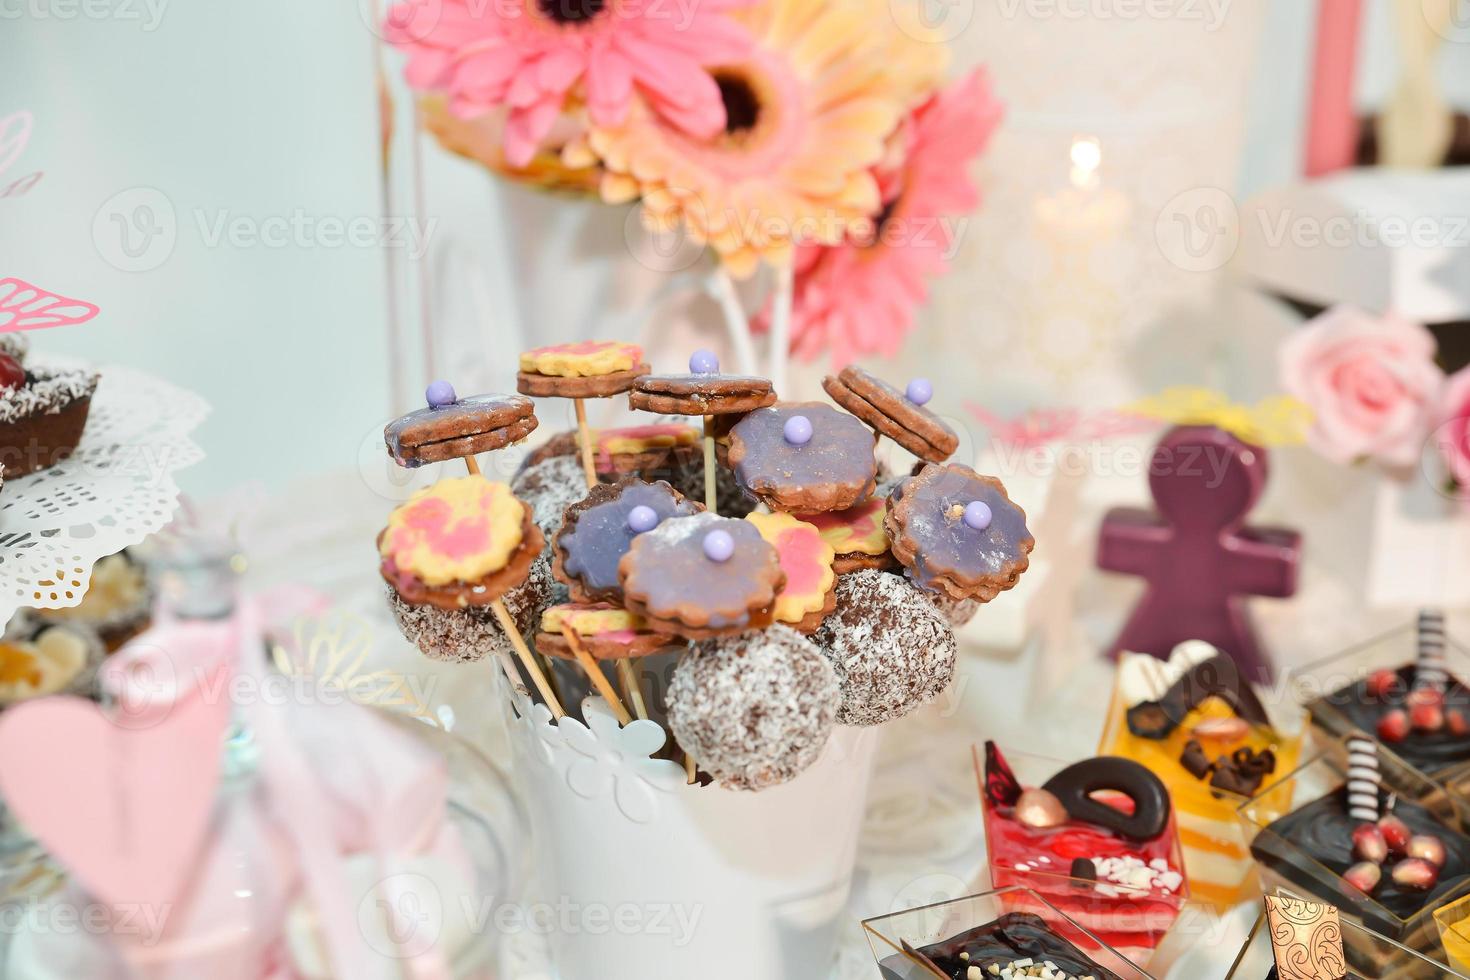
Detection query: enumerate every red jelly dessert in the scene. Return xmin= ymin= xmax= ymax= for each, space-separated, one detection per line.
xmin=980 ymin=742 xmax=1189 ymax=966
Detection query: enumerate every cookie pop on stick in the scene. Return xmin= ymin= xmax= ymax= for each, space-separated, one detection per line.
xmin=885 ymin=462 xmax=1034 ymax=603
xmin=630 ymin=350 xmax=775 ymax=511
xmin=823 ymin=367 xmax=959 ymax=463
xmin=383 ymin=383 xmax=563 ymax=716
xmin=518 ymin=341 xmax=650 ymax=489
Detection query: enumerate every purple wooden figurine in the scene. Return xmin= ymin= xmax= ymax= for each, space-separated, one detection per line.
xmin=1097 ymin=425 xmax=1302 ymax=683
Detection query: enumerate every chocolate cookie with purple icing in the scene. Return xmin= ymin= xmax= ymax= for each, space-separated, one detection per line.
xmin=553 ymin=477 xmax=702 ymax=604
xmin=385 ymin=384 xmax=537 ymax=467
xmin=628 ymin=350 xmax=775 ymax=417
xmin=727 ymin=402 xmax=878 ymax=513
xmin=886 ymin=463 xmax=1033 ymax=603
xmin=618 ymin=512 xmax=785 ymax=639
xmin=822 ymin=368 xmax=958 ymax=463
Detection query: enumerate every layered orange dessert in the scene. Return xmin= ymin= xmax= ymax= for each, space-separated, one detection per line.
xmin=1099 ymin=641 xmax=1303 ymax=909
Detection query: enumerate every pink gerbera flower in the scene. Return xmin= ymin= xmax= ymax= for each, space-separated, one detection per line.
xmin=384 ymin=0 xmax=752 ymax=167
xmin=756 ymin=69 xmax=1003 ymax=367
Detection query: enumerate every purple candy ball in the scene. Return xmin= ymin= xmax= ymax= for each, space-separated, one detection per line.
xmin=905 ymin=378 xmax=934 ymax=406
xmin=783 ymin=414 xmax=814 ymax=446
xmin=689 ymin=349 xmax=720 ymax=375
xmin=963 ymin=500 xmax=993 ymax=531
xmin=702 ymin=529 xmax=735 ymax=562
xmin=425 ymin=380 xmax=457 ymax=408
xmin=627 ymin=505 xmax=659 ymax=534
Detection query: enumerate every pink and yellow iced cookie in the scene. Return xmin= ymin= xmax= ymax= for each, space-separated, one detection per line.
xmin=525 ymin=423 xmax=701 ymax=475
xmin=517 ymin=341 xmax=649 ymax=397
xmin=377 ymin=476 xmax=544 ymax=610
xmin=745 ymin=512 xmax=837 ymax=633
xmin=796 ymin=496 xmax=894 ymax=573
xmin=535 ymin=602 xmax=673 ymax=659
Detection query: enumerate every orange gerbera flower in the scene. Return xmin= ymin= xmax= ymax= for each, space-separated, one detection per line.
xmin=587 ymin=0 xmax=940 ymax=278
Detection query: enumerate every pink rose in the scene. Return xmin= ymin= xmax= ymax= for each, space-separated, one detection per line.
xmin=1439 ymin=366 xmax=1470 ymax=495
xmin=1280 ymin=306 xmax=1444 ymax=468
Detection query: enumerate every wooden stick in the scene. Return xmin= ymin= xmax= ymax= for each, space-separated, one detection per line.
xmin=702 ymin=415 xmax=718 ymax=512
xmin=573 ymin=399 xmax=598 ymax=489
xmin=490 ymin=599 xmax=564 ymax=718
xmin=464 ymin=455 xmax=481 ymax=476
xmin=684 ymin=749 xmax=698 ymax=785
xmin=768 ymin=260 xmax=793 ymax=395
xmin=560 ymin=626 xmax=632 ymax=725
xmin=618 ymin=658 xmax=648 ymax=720
xmin=490 ymin=645 xmax=531 ymax=701
xmin=706 ymin=265 xmax=759 ymax=375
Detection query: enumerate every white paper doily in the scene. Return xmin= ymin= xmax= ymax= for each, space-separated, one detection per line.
xmin=0 ymin=363 xmax=207 ymax=620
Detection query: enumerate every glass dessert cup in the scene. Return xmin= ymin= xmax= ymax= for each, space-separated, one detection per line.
xmin=1099 ymin=644 xmax=1307 ymax=909
xmin=863 ymin=885 xmax=1156 ymax=979
xmin=976 ymin=746 xmax=1189 ymax=967
xmin=1238 ymin=745 xmax=1470 ymax=977
xmin=1227 ymin=893 xmax=1470 ymax=979
xmin=1436 ymin=892 xmax=1470 ymax=975
xmin=1292 ymin=620 xmax=1470 ymax=823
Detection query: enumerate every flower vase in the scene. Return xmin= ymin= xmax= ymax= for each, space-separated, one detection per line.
xmin=503 ymin=691 xmax=880 ymax=980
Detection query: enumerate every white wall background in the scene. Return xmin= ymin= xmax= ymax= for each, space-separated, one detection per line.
xmin=2 ymin=0 xmax=1468 ymax=498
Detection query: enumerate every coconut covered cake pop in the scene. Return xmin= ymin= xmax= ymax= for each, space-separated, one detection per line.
xmin=812 ymin=569 xmax=957 ymax=726
xmin=667 ymin=625 xmax=839 ymax=791
xmin=388 ymin=553 xmax=555 ymax=664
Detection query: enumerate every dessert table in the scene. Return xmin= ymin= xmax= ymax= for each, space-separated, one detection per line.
xmin=242 ymin=415 xmax=1454 ymax=978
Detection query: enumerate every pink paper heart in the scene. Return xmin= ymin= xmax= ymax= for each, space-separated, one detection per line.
xmin=0 ymin=666 xmax=233 ymax=909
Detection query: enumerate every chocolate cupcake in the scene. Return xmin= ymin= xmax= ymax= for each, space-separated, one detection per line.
xmin=0 ymin=620 xmax=104 ymax=707
xmin=35 ymin=549 xmax=154 ymax=652
xmin=0 ymin=364 xmax=98 ymax=478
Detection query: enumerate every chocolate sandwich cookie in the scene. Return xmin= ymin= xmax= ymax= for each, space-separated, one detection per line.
xmin=516 ymin=340 xmax=650 ymax=398
xmin=886 ymin=463 xmax=1033 ymax=602
xmin=823 ymin=368 xmax=958 ymax=463
xmin=378 ymin=476 xmax=543 ymax=609
xmin=385 ymin=386 xmax=537 ymax=467
xmin=618 ymin=512 xmax=785 ymax=639
xmin=629 ymin=373 xmax=775 ymax=417
xmin=534 ymin=603 xmax=673 ymax=660
xmin=727 ymin=402 xmax=878 ymax=512
xmin=553 ymin=477 xmax=702 ymax=604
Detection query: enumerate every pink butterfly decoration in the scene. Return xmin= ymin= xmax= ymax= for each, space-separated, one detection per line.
xmin=0 ymin=111 xmax=31 ymax=176
xmin=0 ymin=278 xmax=99 ymax=333
xmin=965 ymin=404 xmax=1157 ymax=450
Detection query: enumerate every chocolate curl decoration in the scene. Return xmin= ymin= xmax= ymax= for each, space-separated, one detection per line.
xmin=983 ymin=741 xmax=1022 ymax=807
xmin=1414 ymin=608 xmax=1448 ymax=694
xmin=1346 ymin=734 xmax=1381 ymax=823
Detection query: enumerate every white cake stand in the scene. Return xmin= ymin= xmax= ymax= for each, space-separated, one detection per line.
xmin=0 ymin=362 xmax=206 ymax=623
